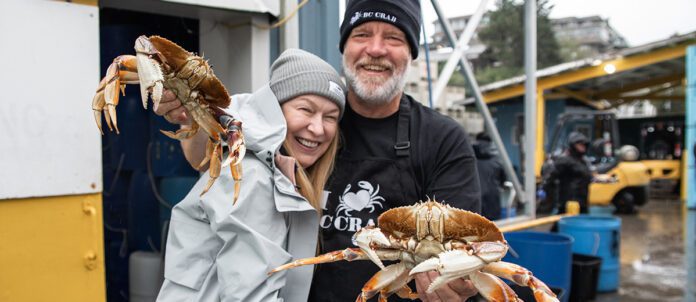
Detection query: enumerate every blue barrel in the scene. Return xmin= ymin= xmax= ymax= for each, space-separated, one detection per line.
xmin=149 ymin=112 xmax=198 ymax=177
xmin=500 ymin=207 xmax=517 ymax=219
xmin=159 ymin=176 xmax=199 ymax=229
xmin=558 ymin=215 xmax=621 ymax=292
xmin=502 ymin=231 xmax=573 ymax=302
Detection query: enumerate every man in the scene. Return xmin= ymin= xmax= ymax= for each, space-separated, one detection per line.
xmin=473 ymin=132 xmax=506 ymax=220
xmin=155 ymin=1 xmax=481 ymax=300
xmin=543 ymin=131 xmax=593 ymax=214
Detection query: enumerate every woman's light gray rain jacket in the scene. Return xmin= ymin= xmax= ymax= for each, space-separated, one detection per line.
xmin=156 ymin=84 xmax=319 ymax=302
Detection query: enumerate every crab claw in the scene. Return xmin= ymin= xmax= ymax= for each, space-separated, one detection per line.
xmin=357 ymin=262 xmax=411 ymax=302
xmin=410 ymin=242 xmax=507 ymax=293
xmin=410 ymin=250 xmax=487 ymax=293
xmin=134 ymin=36 xmax=165 ymax=110
xmin=352 ymin=226 xmax=391 ymax=270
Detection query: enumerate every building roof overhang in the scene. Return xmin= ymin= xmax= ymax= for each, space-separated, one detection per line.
xmin=479 ymin=31 xmax=696 ymax=108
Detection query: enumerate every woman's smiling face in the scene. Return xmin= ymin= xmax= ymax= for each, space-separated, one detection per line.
xmin=281 ymin=95 xmax=340 ymax=168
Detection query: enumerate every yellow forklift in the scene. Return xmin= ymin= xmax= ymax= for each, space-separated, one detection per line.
xmin=634 ymin=119 xmax=683 ymax=198
xmin=543 ymin=111 xmax=651 ymax=213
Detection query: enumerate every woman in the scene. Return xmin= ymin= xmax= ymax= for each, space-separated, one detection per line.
xmin=156 ymin=49 xmax=346 ymax=302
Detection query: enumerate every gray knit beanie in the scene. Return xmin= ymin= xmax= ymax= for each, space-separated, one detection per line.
xmin=270 ymin=49 xmax=346 ymax=118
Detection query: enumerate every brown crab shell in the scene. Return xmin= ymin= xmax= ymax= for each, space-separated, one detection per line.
xmin=377 ymin=201 xmax=504 ymax=243
xmin=146 ymin=35 xmax=230 ymax=108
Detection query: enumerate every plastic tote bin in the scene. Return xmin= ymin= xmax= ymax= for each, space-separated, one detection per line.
xmin=558 ymin=215 xmax=621 ymax=292
xmin=570 ymin=254 xmax=601 ymax=302
xmin=509 ymin=284 xmax=565 ymax=302
xmin=502 ymin=231 xmax=574 ymax=302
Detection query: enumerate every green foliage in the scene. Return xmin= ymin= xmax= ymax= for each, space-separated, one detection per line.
xmin=475 ymin=66 xmax=523 ymax=85
xmin=476 ymin=0 xmax=563 ymax=83
xmin=448 ymin=70 xmax=468 ymax=87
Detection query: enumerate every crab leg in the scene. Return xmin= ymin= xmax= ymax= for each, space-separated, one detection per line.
xmin=92 ymin=55 xmax=140 ymax=134
xmin=201 ymin=140 xmax=222 ymax=195
xmin=268 ymin=248 xmax=403 ymax=275
xmin=218 ymin=114 xmax=246 ymax=204
xmin=220 ymin=116 xmax=245 ymax=167
xmin=92 ymin=86 xmax=107 ymax=135
xmin=357 ymin=262 xmax=415 ymax=302
xmin=230 ymin=164 xmax=242 ymax=204
xmin=160 ymin=120 xmax=201 ymax=140
xmin=482 ymin=262 xmax=559 ymax=302
xmin=469 ymin=271 xmax=522 ymax=302
xmin=391 ymin=284 xmax=419 ymax=301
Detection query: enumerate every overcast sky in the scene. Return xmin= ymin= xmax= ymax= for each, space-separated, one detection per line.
xmin=419 ymin=0 xmax=696 ymax=46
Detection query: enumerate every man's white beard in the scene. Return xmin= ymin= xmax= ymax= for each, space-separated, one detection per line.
xmin=343 ymin=56 xmax=410 ymax=106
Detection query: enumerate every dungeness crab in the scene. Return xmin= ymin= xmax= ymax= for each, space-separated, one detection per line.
xmin=92 ymin=35 xmax=245 ymax=203
xmin=270 ymin=200 xmax=559 ymax=302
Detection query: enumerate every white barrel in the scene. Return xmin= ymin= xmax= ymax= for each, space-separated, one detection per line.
xmin=129 ymin=251 xmax=163 ymax=302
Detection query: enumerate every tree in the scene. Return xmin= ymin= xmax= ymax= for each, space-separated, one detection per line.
xmin=475 ymin=0 xmax=562 ymax=84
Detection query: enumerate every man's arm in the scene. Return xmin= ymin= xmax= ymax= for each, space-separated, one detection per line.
xmin=154 ymin=90 xmax=209 ymax=170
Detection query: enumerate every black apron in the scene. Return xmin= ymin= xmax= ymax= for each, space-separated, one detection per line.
xmin=309 ymin=99 xmax=421 ymax=302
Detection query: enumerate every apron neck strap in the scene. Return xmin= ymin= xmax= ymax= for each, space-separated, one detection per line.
xmin=394 ymin=96 xmax=411 ymax=157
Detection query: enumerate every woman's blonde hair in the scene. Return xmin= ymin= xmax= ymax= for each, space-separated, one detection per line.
xmin=282 ymin=130 xmax=340 ymax=214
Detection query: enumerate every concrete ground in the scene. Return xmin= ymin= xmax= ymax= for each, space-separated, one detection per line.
xmin=593 ymin=199 xmax=696 ymax=302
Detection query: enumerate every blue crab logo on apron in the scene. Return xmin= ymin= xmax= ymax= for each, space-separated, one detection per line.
xmin=336 ymin=181 xmax=385 ymax=217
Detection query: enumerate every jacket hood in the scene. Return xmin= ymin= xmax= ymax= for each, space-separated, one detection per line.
xmin=568 ymin=131 xmax=589 ymax=146
xmin=223 ymin=84 xmax=287 ymax=158
xmin=567 ymin=131 xmax=589 ymax=157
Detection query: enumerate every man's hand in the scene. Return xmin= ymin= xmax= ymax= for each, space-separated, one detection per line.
xmin=154 ymin=89 xmax=192 ymax=125
xmin=414 ymin=271 xmax=478 ymax=302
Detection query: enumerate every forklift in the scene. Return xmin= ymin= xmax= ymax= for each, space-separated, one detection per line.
xmin=542 ymin=111 xmax=651 ymax=214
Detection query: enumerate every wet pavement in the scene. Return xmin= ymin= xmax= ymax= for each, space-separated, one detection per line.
xmin=594 ymin=199 xmax=696 ymax=302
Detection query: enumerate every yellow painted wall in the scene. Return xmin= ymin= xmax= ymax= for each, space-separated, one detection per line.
xmin=0 ymin=194 xmax=105 ymax=302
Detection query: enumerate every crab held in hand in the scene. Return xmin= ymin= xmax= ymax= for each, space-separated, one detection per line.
xmin=270 ymin=200 xmax=559 ymax=302
xmin=92 ymin=35 xmax=245 ymax=203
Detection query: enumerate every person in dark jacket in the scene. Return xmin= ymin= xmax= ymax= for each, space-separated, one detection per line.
xmin=544 ymin=131 xmax=594 ymax=214
xmin=473 ymin=132 xmax=506 ymax=220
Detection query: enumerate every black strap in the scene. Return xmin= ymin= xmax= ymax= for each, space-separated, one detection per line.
xmin=394 ymin=96 xmax=411 ymax=157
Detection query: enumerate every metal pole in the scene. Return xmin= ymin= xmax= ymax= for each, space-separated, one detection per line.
xmin=432 ymin=0 xmax=489 ymax=108
xmin=524 ymin=0 xmax=537 ymax=214
xmin=686 ymin=45 xmax=696 ymax=209
xmin=430 ymin=0 xmax=526 ymax=204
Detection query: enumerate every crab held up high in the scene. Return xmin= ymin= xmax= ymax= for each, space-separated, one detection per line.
xmin=270 ymin=200 xmax=559 ymax=302
xmin=92 ymin=35 xmax=245 ymax=203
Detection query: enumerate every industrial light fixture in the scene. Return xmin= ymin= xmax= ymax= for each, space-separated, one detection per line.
xmin=603 ymin=63 xmax=617 ymax=74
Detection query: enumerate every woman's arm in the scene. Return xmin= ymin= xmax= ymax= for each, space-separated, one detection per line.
xmin=201 ymin=163 xmax=292 ymax=302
